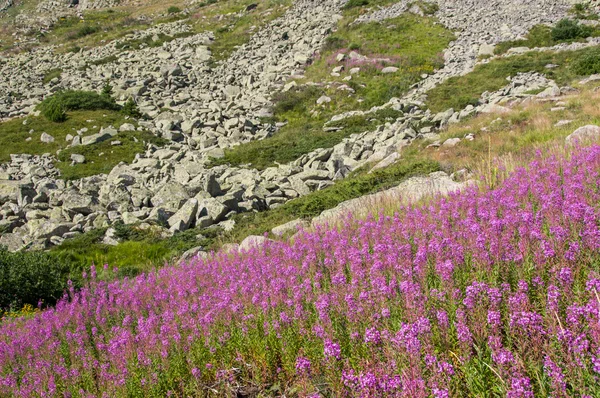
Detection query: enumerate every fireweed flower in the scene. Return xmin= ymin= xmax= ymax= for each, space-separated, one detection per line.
xmin=295 ymin=357 xmax=311 ymax=375
xmin=0 ymin=146 xmax=600 ymax=396
xmin=324 ymin=340 xmax=341 ymax=361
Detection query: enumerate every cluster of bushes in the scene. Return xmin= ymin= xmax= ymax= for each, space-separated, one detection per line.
xmin=551 ymin=18 xmax=594 ymax=41
xmin=495 ymin=18 xmax=598 ymax=55
xmin=342 ymin=0 xmax=369 ymax=9
xmin=37 ymin=89 xmax=119 ymax=122
xmin=0 ymin=247 xmax=74 ymax=313
xmin=37 ymin=87 xmax=142 ymax=122
xmin=571 ymin=47 xmax=600 ymax=75
xmin=67 ymin=25 xmax=100 ymax=40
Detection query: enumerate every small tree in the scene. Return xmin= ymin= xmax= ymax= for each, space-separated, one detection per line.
xmin=42 ymin=98 xmax=67 ymax=123
xmin=551 ymin=18 xmax=593 ymax=41
xmin=101 ymin=81 xmax=113 ymax=97
xmin=121 ymin=98 xmax=142 ymax=118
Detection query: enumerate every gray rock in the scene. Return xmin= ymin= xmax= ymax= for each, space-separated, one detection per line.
xmin=442 ymin=138 xmax=461 ymax=148
xmin=381 ymin=67 xmax=399 ymax=74
xmin=40 ymin=132 xmax=54 ymax=143
xmin=70 ymin=154 xmax=85 ymax=164
xmin=82 ymin=127 xmax=117 ymax=146
xmin=566 ymin=125 xmax=600 ymax=145
xmin=196 ymin=197 xmax=228 ymax=223
xmin=168 ymin=198 xmax=198 ymax=232
xmin=239 ymin=235 xmax=272 ymax=252
xmin=61 ymin=191 xmax=98 ymax=215
xmin=119 ymin=123 xmax=136 ymax=132
xmin=272 ymin=218 xmax=307 ymax=237
xmin=151 ymin=182 xmax=190 ymax=213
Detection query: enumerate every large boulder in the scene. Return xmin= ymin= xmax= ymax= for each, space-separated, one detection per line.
xmin=151 ymin=182 xmax=191 ymax=213
xmin=81 ymin=127 xmax=117 ymax=146
xmin=196 ymin=197 xmax=228 ymax=223
xmin=238 ymin=235 xmax=273 ymax=252
xmin=61 ymin=190 xmax=99 ymax=215
xmin=168 ymin=198 xmax=198 ymax=232
xmin=566 ymin=125 xmax=600 ymax=145
xmin=0 ymin=180 xmax=21 ymax=203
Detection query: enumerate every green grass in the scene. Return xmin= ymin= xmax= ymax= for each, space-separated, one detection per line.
xmin=50 ymin=223 xmax=220 ymax=280
xmin=426 ymin=45 xmax=600 ymax=113
xmin=0 ymin=109 xmax=165 ymax=179
xmin=210 ymin=13 xmax=453 ymax=169
xmin=222 ymin=158 xmax=441 ymax=243
xmin=42 ymin=69 xmax=62 ymax=84
xmin=494 ymin=19 xmax=600 ymax=55
xmin=569 ymin=3 xmax=599 ymax=20
xmin=0 ymin=110 xmax=127 ymax=162
xmin=188 ymin=0 xmax=291 ymax=62
xmin=56 ymin=130 xmax=166 ymax=180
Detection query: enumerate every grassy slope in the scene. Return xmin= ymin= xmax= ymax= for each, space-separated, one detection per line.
xmin=494 ymin=21 xmax=600 ymax=55
xmin=212 ymin=11 xmax=454 ymax=169
xmin=0 ymin=110 xmax=165 ymax=179
xmin=49 ymin=82 xmax=600 ymax=278
xmin=426 ymin=45 xmax=600 ymax=113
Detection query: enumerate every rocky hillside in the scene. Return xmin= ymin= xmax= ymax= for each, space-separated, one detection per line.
xmin=0 ymin=0 xmax=600 ymax=272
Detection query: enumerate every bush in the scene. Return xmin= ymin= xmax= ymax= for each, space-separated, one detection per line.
xmin=343 ymin=0 xmax=369 ymax=9
xmin=42 ymin=68 xmax=62 ymax=84
xmin=551 ymin=18 xmax=593 ymax=41
xmin=41 ymin=98 xmax=67 ymax=123
xmin=38 ymin=90 xmax=120 ymax=121
xmin=101 ymin=81 xmax=113 ymax=97
xmin=0 ymin=247 xmax=73 ymax=311
xmin=121 ymin=98 xmax=142 ymax=118
xmin=571 ymin=48 xmax=600 ymax=75
xmin=271 ymin=86 xmax=322 ymax=115
xmin=167 ymin=6 xmax=181 ymax=13
xmin=67 ymin=25 xmax=100 ymax=40
xmin=322 ymin=36 xmax=347 ymax=52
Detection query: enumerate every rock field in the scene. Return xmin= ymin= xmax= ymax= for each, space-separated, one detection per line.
xmin=0 ymin=0 xmax=595 ymax=251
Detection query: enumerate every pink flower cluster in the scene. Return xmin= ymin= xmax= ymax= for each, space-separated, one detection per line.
xmin=1 ymin=146 xmax=600 ymax=397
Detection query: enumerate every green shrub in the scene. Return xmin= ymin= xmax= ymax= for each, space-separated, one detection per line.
xmin=271 ymin=86 xmax=322 ymax=115
xmin=121 ymin=98 xmax=142 ymax=118
xmin=571 ymin=48 xmax=600 ymax=75
xmin=42 ymin=68 xmax=62 ymax=84
xmin=41 ymin=98 xmax=67 ymax=123
xmin=343 ymin=0 xmax=369 ymax=9
xmin=0 ymin=247 xmax=73 ymax=311
xmin=322 ymin=36 xmax=347 ymax=52
xmin=551 ymin=18 xmax=593 ymax=41
xmin=167 ymin=6 xmax=181 ymax=13
xmin=419 ymin=1 xmax=439 ymax=15
xmin=101 ymin=82 xmax=113 ymax=97
xmin=69 ymin=25 xmax=100 ymax=40
xmin=38 ymin=90 xmax=119 ymax=117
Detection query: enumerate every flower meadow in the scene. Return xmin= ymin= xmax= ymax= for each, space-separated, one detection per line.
xmin=2 ymin=146 xmax=600 ymax=397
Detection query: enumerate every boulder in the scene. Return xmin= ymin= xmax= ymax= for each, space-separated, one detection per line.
xmin=272 ymin=218 xmax=307 ymax=237
xmin=70 ymin=154 xmax=85 ymax=164
xmin=151 ymin=182 xmax=191 ymax=213
xmin=566 ymin=125 xmax=600 ymax=145
xmin=40 ymin=132 xmax=54 ymax=143
xmin=82 ymin=127 xmax=117 ymax=146
xmin=196 ymin=197 xmax=228 ymax=223
xmin=168 ymin=198 xmax=198 ymax=232
xmin=239 ymin=235 xmax=272 ymax=252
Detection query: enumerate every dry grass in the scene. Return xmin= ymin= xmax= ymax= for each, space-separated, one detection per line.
xmin=306 ymin=85 xmax=600 ymax=230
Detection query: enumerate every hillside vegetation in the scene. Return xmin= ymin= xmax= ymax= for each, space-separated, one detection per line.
xmin=3 ymin=0 xmax=600 ymax=395
xmin=1 ymin=144 xmax=599 ymax=396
